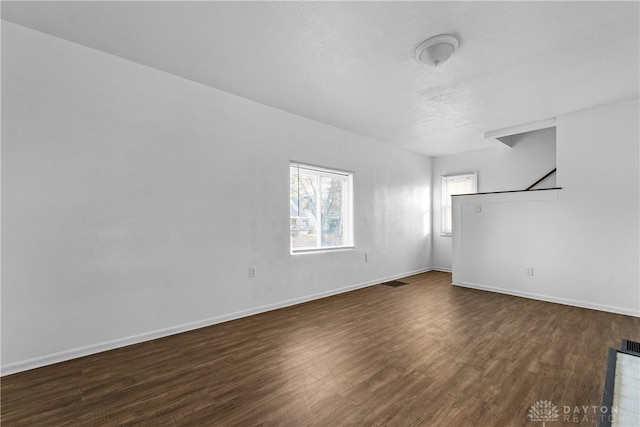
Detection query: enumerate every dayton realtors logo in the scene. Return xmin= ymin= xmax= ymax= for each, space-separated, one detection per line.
xmin=528 ymin=400 xmax=629 ymax=425
xmin=528 ymin=400 xmax=560 ymax=426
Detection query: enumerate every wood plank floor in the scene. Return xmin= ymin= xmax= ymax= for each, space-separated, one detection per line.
xmin=2 ymin=271 xmax=639 ymax=426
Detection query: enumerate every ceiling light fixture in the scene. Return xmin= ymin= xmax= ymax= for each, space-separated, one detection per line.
xmin=414 ymin=34 xmax=459 ymax=67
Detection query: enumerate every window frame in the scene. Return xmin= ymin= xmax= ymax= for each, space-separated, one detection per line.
xmin=290 ymin=162 xmax=354 ymax=254
xmin=441 ymin=173 xmax=477 ymax=236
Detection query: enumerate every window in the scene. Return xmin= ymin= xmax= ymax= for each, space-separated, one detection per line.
xmin=290 ymin=162 xmax=354 ymax=253
xmin=441 ymin=173 xmax=477 ymax=235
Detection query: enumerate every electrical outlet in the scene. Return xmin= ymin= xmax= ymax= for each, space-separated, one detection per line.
xmin=525 ymin=267 xmax=533 ymax=276
xmin=365 ymin=253 xmax=370 ymax=262
xmin=249 ymin=267 xmax=256 ymax=278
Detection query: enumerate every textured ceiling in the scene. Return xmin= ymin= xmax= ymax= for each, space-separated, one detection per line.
xmin=2 ymin=1 xmax=639 ymax=157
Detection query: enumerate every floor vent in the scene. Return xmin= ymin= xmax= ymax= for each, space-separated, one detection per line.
xmin=382 ymin=280 xmax=410 ymax=288
xmin=622 ymin=339 xmax=640 ymax=355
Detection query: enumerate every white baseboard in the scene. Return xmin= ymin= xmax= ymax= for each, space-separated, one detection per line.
xmin=430 ymin=266 xmax=452 ymax=273
xmin=1 ymin=267 xmax=432 ymax=376
xmin=452 ymin=281 xmax=640 ymax=318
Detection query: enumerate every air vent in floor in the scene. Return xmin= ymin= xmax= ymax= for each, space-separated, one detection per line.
xmin=622 ymin=339 xmax=640 ymax=355
xmin=382 ymin=280 xmax=410 ymax=288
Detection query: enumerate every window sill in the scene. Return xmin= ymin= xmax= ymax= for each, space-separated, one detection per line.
xmin=291 ymin=246 xmax=355 ymax=255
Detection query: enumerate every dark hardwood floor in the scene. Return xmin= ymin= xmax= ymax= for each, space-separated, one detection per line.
xmin=2 ymin=271 xmax=639 ymax=426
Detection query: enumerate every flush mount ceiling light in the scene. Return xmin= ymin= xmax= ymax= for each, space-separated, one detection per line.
xmin=414 ymin=34 xmax=459 ymax=67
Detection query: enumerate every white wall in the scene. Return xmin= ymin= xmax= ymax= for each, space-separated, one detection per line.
xmin=432 ymin=128 xmax=556 ymax=270
xmin=554 ymin=99 xmax=639 ymax=314
xmin=1 ymin=22 xmax=432 ymax=373
xmin=452 ymin=99 xmax=639 ymax=316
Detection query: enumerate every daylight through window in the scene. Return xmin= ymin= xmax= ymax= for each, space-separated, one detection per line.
xmin=441 ymin=173 xmax=477 ymax=235
xmin=290 ymin=163 xmax=354 ymax=253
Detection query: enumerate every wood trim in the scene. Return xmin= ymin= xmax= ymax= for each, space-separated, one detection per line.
xmin=453 ymin=281 xmax=640 ymax=317
xmin=451 ymin=187 xmax=562 ymax=197
xmin=1 ymin=267 xmax=433 ymax=376
xmin=3 ymin=271 xmax=639 ymax=425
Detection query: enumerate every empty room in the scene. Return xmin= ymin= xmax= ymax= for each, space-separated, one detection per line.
xmin=1 ymin=1 xmax=639 ymax=426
